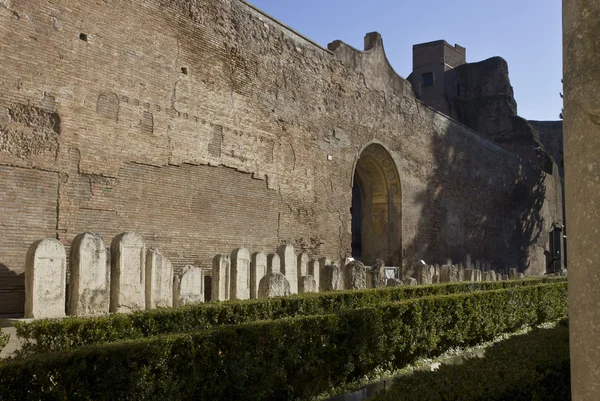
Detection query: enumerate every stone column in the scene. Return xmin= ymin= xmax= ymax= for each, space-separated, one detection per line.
xmin=564 ymin=2 xmax=600 ymax=399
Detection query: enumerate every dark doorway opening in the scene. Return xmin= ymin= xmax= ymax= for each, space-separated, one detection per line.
xmin=351 ymin=175 xmax=362 ymax=260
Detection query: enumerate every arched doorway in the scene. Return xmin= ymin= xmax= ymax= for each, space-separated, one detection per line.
xmin=351 ymin=143 xmax=402 ymax=266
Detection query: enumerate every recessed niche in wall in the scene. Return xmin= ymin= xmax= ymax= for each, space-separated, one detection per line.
xmin=79 ymin=33 xmax=88 ymax=41
xmin=181 ymin=67 xmax=188 ymax=75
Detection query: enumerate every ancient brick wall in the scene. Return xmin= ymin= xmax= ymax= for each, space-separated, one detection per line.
xmin=0 ymin=0 xmax=561 ymax=314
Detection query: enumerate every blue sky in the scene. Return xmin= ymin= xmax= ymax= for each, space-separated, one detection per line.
xmin=246 ymin=0 xmax=562 ymax=121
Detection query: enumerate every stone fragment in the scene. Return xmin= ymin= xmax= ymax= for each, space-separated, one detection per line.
xmin=267 ymin=253 xmax=280 ymax=274
xmin=297 ymin=252 xmax=309 ymax=278
xmin=298 ymin=275 xmax=317 ymax=293
xmin=496 ymin=273 xmax=503 ymax=281
xmin=457 ymin=262 xmax=465 ymax=281
xmin=440 ymin=264 xmax=459 ymax=283
xmin=258 ymin=272 xmax=291 ymax=298
xmin=465 ymin=254 xmax=472 ymax=270
xmin=68 ymin=233 xmax=110 ymax=316
xmin=212 ymin=254 xmax=230 ymax=301
xmin=517 ymin=273 xmax=525 ymax=279
xmin=110 ymin=232 xmax=146 ymax=313
xmin=464 ymin=268 xmax=482 ymax=282
xmin=446 ymin=258 xmax=453 ymax=266
xmin=386 ymin=278 xmax=402 ymax=287
xmin=277 ymin=244 xmax=298 ymax=294
xmin=432 ymin=274 xmax=440 ymax=284
xmin=434 ymin=264 xmax=441 ymax=277
xmin=404 ymin=277 xmax=417 ymax=285
xmin=145 ymin=248 xmax=173 ymax=309
xmin=173 ymin=265 xmax=204 ymax=306
xmin=502 ymin=275 xmax=509 ymax=281
xmin=371 ymin=259 xmax=387 ymax=288
xmin=317 ymin=257 xmax=331 ymax=291
xmin=25 ymin=239 xmax=67 ymax=318
xmin=250 ymin=252 xmax=267 ymax=299
xmin=417 ymin=264 xmax=435 ymax=285
xmin=308 ymin=258 xmax=321 ymax=292
xmin=475 ymin=259 xmax=481 ymax=270
xmin=231 ymin=248 xmax=251 ymax=300
xmin=344 ymin=260 xmax=367 ymax=290
xmin=509 ymin=268 xmax=518 ymax=279
xmin=322 ymin=263 xmax=343 ymax=291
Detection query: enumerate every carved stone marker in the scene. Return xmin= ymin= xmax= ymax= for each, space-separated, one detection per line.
xmin=457 ymin=262 xmax=465 ymax=281
xmin=502 ymin=274 xmax=509 ymax=281
xmin=371 ymin=259 xmax=386 ymax=288
xmin=432 ymin=274 xmax=440 ymax=284
xmin=517 ymin=273 xmax=525 ymax=279
xmin=297 ymin=252 xmax=309 ymax=279
xmin=344 ymin=260 xmax=367 ymax=290
xmin=387 ymin=278 xmax=402 ymax=287
xmin=145 ymin=248 xmax=173 ymax=309
xmin=484 ymin=270 xmax=497 ymax=282
xmin=464 ymin=269 xmax=482 ymax=282
xmin=68 ymin=233 xmax=110 ymax=316
xmin=299 ymin=275 xmax=317 ymax=293
xmin=258 ymin=272 xmax=291 ymax=298
xmin=404 ymin=277 xmax=417 ymax=285
xmin=110 ymin=232 xmax=146 ymax=313
xmin=417 ymin=264 xmax=435 ymax=285
xmin=509 ymin=268 xmax=518 ymax=279
xmin=322 ymin=263 xmax=343 ymax=291
xmin=440 ymin=264 xmax=459 ymax=283
xmin=308 ymin=258 xmax=321 ymax=292
xmin=211 ymin=254 xmax=230 ymax=301
xmin=173 ymin=265 xmax=204 ymax=306
xmin=25 ymin=239 xmax=67 ymax=318
xmin=318 ymin=257 xmax=331 ymax=292
xmin=267 ymin=253 xmax=280 ymax=274
xmin=475 ymin=260 xmax=481 ymax=270
xmin=277 ymin=244 xmax=298 ymax=294
xmin=465 ymin=254 xmax=472 ymax=270
xmin=231 ymin=248 xmax=251 ymax=300
xmin=250 ymin=252 xmax=267 ymax=299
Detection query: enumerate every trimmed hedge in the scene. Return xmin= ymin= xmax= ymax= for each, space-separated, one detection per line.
xmin=372 ymin=321 xmax=570 ymax=401
xmin=0 ymin=283 xmax=568 ymax=400
xmin=15 ymin=277 xmax=565 ymax=354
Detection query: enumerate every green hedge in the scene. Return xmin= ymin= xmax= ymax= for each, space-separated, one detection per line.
xmin=14 ymin=277 xmax=565 ymax=354
xmin=372 ymin=321 xmax=570 ymax=401
xmin=0 ymin=283 xmax=568 ymax=400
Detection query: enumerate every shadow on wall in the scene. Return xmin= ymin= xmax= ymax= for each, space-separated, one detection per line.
xmin=0 ymin=263 xmax=24 ymax=316
xmin=405 ymin=113 xmax=547 ymax=278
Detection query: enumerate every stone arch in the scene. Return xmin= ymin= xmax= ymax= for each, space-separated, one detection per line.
xmin=351 ymin=143 xmax=402 ymax=266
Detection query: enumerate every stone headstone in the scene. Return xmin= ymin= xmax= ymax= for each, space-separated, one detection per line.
xmin=211 ymin=254 xmax=230 ymax=301
xmin=440 ymin=264 xmax=459 ymax=283
xmin=475 ymin=259 xmax=481 ymax=270
xmin=110 ymin=232 xmax=146 ymax=313
xmin=482 ymin=270 xmax=496 ymax=282
xmin=417 ymin=264 xmax=435 ymax=285
xmin=322 ymin=263 xmax=343 ymax=291
xmin=434 ymin=264 xmax=441 ymax=277
xmin=432 ymin=274 xmax=440 ymax=284
xmin=386 ymin=278 xmax=402 ymax=287
xmin=496 ymin=273 xmax=503 ymax=281
xmin=173 ymin=265 xmax=204 ymax=306
xmin=344 ymin=260 xmax=367 ymax=290
xmin=465 ymin=254 xmax=472 ymax=270
xmin=502 ymin=274 xmax=509 ymax=281
xmin=267 ymin=253 xmax=280 ymax=274
xmin=457 ymin=262 xmax=465 ymax=281
xmin=446 ymin=258 xmax=453 ymax=266
xmin=145 ymin=248 xmax=173 ymax=309
xmin=404 ymin=277 xmax=417 ymax=285
xmin=464 ymin=269 xmax=482 ymax=282
xmin=371 ymin=259 xmax=387 ymax=288
xmin=297 ymin=252 xmax=309 ymax=278
xmin=308 ymin=258 xmax=321 ymax=292
xmin=25 ymin=239 xmax=67 ymax=318
xmin=250 ymin=252 xmax=267 ymax=299
xmin=68 ymin=233 xmax=110 ymax=316
xmin=298 ymin=275 xmax=317 ymax=293
xmin=517 ymin=273 xmax=525 ymax=279
xmin=509 ymin=268 xmax=518 ymax=279
xmin=277 ymin=244 xmax=298 ymax=294
xmin=231 ymin=248 xmax=251 ymax=300
xmin=318 ymin=257 xmax=331 ymax=291
xmin=258 ymin=272 xmax=291 ymax=298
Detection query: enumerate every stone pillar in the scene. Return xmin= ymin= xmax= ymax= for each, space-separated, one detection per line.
xmin=145 ymin=248 xmax=173 ymax=309
xmin=318 ymin=257 xmax=331 ymax=292
xmin=267 ymin=253 xmax=280 ymax=274
xmin=68 ymin=233 xmax=110 ymax=316
xmin=25 ymin=239 xmax=67 ymax=318
xmin=308 ymin=258 xmax=321 ymax=292
xmin=297 ymin=252 xmax=309 ymax=279
xmin=277 ymin=244 xmax=298 ymax=294
xmin=173 ymin=265 xmax=204 ymax=306
xmin=231 ymin=248 xmax=251 ymax=300
xmin=250 ymin=252 xmax=267 ymax=299
xmin=564 ymin=2 xmax=600 ymax=398
xmin=211 ymin=254 xmax=230 ymax=301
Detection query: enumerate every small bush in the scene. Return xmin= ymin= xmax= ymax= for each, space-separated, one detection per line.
xmin=0 ymin=330 xmax=9 ymax=353
xmin=0 ymin=283 xmax=568 ymax=400
xmin=15 ymin=277 xmax=565 ymax=354
xmin=372 ymin=323 xmax=570 ymax=401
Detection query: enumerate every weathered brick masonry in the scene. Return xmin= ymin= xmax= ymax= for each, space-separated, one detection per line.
xmin=0 ymin=0 xmax=562 ymax=314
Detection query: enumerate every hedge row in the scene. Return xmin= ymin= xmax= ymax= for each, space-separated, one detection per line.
xmin=372 ymin=321 xmax=571 ymax=401
xmin=0 ymin=283 xmax=568 ymax=400
xmin=15 ymin=277 xmax=565 ymax=354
